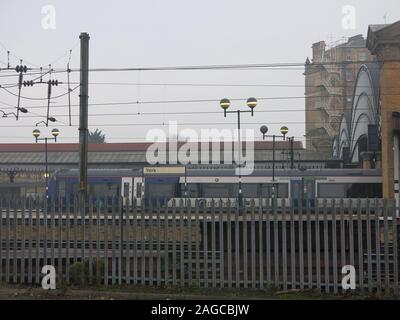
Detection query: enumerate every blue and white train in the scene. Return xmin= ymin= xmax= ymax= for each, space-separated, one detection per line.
xmin=47 ymin=167 xmax=383 ymax=207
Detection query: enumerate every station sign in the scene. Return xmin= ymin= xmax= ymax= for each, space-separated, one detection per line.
xmin=143 ymin=166 xmax=186 ymax=175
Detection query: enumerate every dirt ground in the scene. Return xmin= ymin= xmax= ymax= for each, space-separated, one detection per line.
xmin=0 ymin=284 xmax=397 ymax=300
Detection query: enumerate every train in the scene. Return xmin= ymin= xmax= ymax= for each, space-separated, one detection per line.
xmin=47 ymin=167 xmax=383 ymax=207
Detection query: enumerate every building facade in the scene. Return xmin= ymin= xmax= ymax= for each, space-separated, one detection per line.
xmin=304 ymin=34 xmax=376 ymax=154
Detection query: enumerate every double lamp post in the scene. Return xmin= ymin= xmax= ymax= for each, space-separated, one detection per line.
xmin=219 ymin=97 xmax=294 ymax=206
xmin=32 ymin=128 xmax=60 ymax=199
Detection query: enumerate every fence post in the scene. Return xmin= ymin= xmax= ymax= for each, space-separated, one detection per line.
xmin=58 ymin=197 xmax=63 ymax=284
xmin=21 ymin=197 xmax=26 ymax=284
xmin=323 ymin=198 xmax=329 ymax=293
xmin=96 ymin=198 xmax=101 ymax=285
xmin=103 ymin=197 xmax=109 ymax=286
xmin=5 ymin=199 xmax=10 ymax=284
xmin=266 ymin=197 xmax=271 ymax=288
xmin=227 ymin=199 xmax=232 ymax=288
xmin=13 ymin=199 xmax=18 ymax=284
xmin=306 ymin=198 xmax=312 ymax=289
xmin=383 ymin=199 xmax=390 ymax=294
xmin=299 ymin=196 xmax=304 ymax=290
xmin=219 ymin=199 xmax=224 ymax=289
xmin=163 ymin=201 xmax=168 ymax=286
xmin=315 ymin=198 xmax=321 ymax=292
xmin=28 ymin=197 xmax=33 ymax=284
xmin=374 ymin=199 xmax=381 ymax=294
xmin=392 ymin=198 xmax=398 ymax=295
xmin=339 ymin=198 xmax=346 ymax=293
xmin=234 ymin=198 xmax=240 ymax=288
xmin=243 ymin=199 xmax=248 ymax=289
xmin=348 ymin=199 xmax=355 ymax=285
xmin=203 ymin=201 xmax=208 ymax=288
xmin=35 ymin=198 xmax=40 ymax=284
xmin=133 ymin=198 xmax=138 ymax=285
xmin=149 ymin=199 xmax=154 ymax=286
xmin=258 ymin=197 xmax=264 ymax=289
xmin=180 ymin=199 xmax=185 ymax=287
xmin=366 ymin=199 xmax=373 ymax=292
xmin=250 ymin=199 xmax=256 ymax=289
xmin=282 ymin=198 xmax=288 ymax=291
xmin=357 ymin=198 xmax=365 ymax=293
xmin=50 ymin=198 xmax=55 ymax=275
xmin=88 ymin=196 xmax=93 ymax=285
xmin=332 ymin=200 xmax=338 ymax=293
xmin=290 ymin=197 xmax=296 ymax=289
xmin=155 ymin=200 xmax=161 ymax=286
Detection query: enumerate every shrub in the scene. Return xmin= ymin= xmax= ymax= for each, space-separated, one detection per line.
xmin=69 ymin=258 xmax=105 ymax=286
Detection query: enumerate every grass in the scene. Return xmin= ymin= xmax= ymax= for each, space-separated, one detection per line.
xmin=0 ymin=283 xmax=398 ymax=300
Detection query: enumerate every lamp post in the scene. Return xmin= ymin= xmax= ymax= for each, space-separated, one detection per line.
xmin=32 ymin=128 xmax=60 ymax=199
xmin=220 ymin=97 xmax=257 ymax=209
xmin=260 ymin=125 xmax=290 ymax=200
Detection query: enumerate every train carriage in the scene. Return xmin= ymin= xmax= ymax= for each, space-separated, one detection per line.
xmin=47 ymin=167 xmax=383 ymax=207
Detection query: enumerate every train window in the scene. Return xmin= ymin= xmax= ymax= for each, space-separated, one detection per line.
xmin=242 ymin=184 xmax=258 ymax=197
xmin=123 ymin=182 xmax=130 ymax=197
xmin=180 ymin=183 xmax=199 ymax=197
xmin=318 ymin=183 xmax=382 ymax=198
xmin=318 ymin=183 xmax=346 ymax=198
xmin=147 ymin=183 xmax=176 ymax=199
xmin=347 ymin=183 xmax=382 ymax=198
xmin=202 ymin=184 xmax=232 ymax=198
xmin=260 ymin=183 xmax=289 ymax=198
xmin=136 ymin=183 xmax=142 ymax=198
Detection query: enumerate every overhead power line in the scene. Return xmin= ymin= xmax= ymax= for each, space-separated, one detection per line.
xmin=0 ymin=92 xmax=395 ymax=110
xmin=32 ymin=59 xmax=388 ymax=73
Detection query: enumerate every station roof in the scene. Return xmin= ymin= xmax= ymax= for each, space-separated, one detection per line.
xmin=0 ymin=141 xmax=303 ymax=152
xmin=0 ymin=141 xmax=337 ymax=171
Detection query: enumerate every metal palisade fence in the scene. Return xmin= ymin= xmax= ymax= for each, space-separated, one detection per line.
xmin=0 ymin=196 xmax=398 ymax=294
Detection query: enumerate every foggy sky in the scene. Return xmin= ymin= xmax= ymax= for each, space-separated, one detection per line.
xmin=0 ymin=0 xmax=399 ymax=145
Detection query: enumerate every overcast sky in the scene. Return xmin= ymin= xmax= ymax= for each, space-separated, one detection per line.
xmin=0 ymin=0 xmax=399 ymax=145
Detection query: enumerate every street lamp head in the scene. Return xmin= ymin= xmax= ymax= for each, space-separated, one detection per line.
xmin=32 ymin=129 xmax=40 ymax=142
xmin=220 ymin=98 xmax=230 ymax=117
xmin=18 ymin=107 xmax=28 ymax=114
xmin=48 ymin=117 xmax=56 ymax=123
xmin=246 ymin=97 xmax=257 ymax=116
xmin=260 ymin=125 xmax=268 ymax=140
xmin=260 ymin=125 xmax=268 ymax=135
xmin=51 ymin=128 xmax=60 ymax=138
xmin=32 ymin=129 xmax=40 ymax=138
xmin=280 ymin=126 xmax=289 ymax=138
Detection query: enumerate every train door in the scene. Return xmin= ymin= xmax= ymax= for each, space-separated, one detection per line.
xmin=290 ymin=179 xmax=303 ymax=208
xmin=121 ymin=177 xmax=133 ymax=206
xmin=133 ymin=176 xmax=143 ymax=206
xmin=290 ymin=178 xmax=316 ymax=208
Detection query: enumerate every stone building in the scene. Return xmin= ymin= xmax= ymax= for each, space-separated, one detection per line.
xmin=331 ymin=20 xmax=400 ymax=202
xmin=304 ymin=34 xmax=376 ymax=154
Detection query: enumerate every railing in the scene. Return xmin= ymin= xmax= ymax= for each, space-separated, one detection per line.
xmin=0 ymin=197 xmax=398 ymax=294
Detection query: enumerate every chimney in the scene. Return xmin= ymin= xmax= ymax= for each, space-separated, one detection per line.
xmin=312 ymin=41 xmax=326 ymax=63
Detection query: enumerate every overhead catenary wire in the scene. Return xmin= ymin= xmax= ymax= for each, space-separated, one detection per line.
xmin=0 ymin=119 xmax=394 ymax=128
xmin=25 ymin=59 xmax=389 ymax=72
xmin=0 ymin=92 xmax=396 ymax=110
xmin=0 ymin=84 xmax=80 ymax=101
